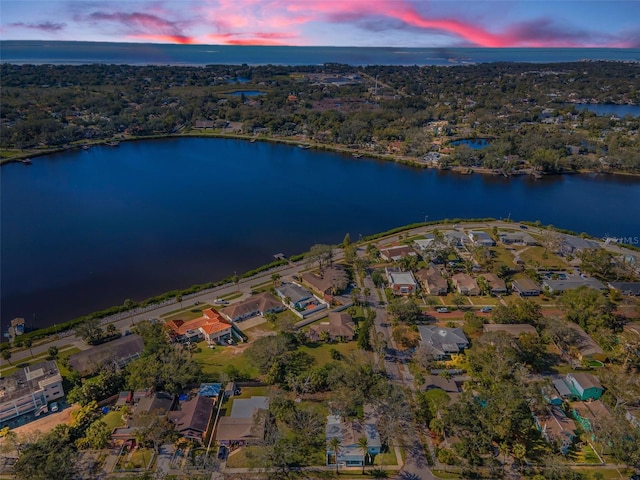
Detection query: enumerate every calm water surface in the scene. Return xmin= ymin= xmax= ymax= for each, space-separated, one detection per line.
xmin=575 ymin=103 xmax=640 ymax=117
xmin=2 ymin=138 xmax=640 ymax=328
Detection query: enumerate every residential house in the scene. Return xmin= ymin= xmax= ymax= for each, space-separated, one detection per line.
xmin=165 ymin=309 xmax=232 ymax=345
xmin=479 ymin=273 xmax=507 ymax=295
xmin=565 ymin=322 xmax=606 ymax=361
xmin=558 ymin=235 xmax=600 ymax=256
xmin=68 ymin=334 xmax=144 ymax=375
xmin=511 ymin=277 xmax=542 ymax=296
xmin=136 ymin=392 xmax=175 ymax=415
xmin=423 ymin=375 xmax=459 ymax=393
xmin=0 ymin=361 xmax=64 ymax=428
xmin=413 ymin=234 xmax=436 ymax=252
xmin=565 ymin=372 xmax=604 ymax=401
xmin=385 ymin=268 xmax=418 ymax=296
xmin=379 ymin=245 xmax=419 ymax=262
xmin=216 ymin=396 xmax=270 ymax=446
xmin=543 ymin=275 xmax=607 ymax=293
xmin=194 ymin=120 xmax=215 ymax=129
xmin=499 ymin=231 xmax=538 ymax=246
xmin=451 ymin=273 xmax=480 ymax=296
xmin=219 ymin=292 xmax=284 ymax=322
xmin=326 ymin=415 xmax=382 ymax=467
xmin=415 ymin=265 xmax=448 ymax=295
xmin=468 ymin=231 xmax=496 ymax=247
xmin=483 ymin=324 xmax=538 ymax=337
xmin=301 ymin=265 xmax=349 ymax=297
xmin=308 ymin=312 xmax=356 ymax=342
xmin=275 ymin=283 xmax=318 ymax=310
xmin=170 ymin=396 xmax=214 ymax=444
xmin=533 ymin=406 xmax=577 ymax=455
xmin=442 ymin=230 xmax=469 ymax=248
xmin=609 ymin=281 xmax=640 ymax=296
xmin=552 ymin=378 xmax=574 ymax=401
xmin=625 ymin=407 xmax=640 ymax=430
xmin=417 ymin=326 xmax=469 ymax=359
xmin=572 ymin=400 xmax=612 ymax=435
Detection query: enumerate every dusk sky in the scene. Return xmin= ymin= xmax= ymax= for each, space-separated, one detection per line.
xmin=2 ymin=0 xmax=639 ymax=48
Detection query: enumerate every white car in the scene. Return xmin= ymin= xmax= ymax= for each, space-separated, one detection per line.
xmin=436 ymin=307 xmax=449 ymax=313
xmin=50 ymin=402 xmax=59 ymax=413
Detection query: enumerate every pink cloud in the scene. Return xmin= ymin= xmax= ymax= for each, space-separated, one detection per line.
xmin=82 ymin=10 xmax=194 ymax=43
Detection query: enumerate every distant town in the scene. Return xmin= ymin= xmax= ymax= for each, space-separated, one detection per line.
xmin=1 ymin=61 xmax=639 ymax=174
xmin=1 ymin=220 xmax=639 ymax=480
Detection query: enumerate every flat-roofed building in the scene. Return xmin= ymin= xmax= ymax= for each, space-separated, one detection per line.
xmin=386 ymin=268 xmax=418 ymax=296
xmin=0 ymin=361 xmax=64 ymax=428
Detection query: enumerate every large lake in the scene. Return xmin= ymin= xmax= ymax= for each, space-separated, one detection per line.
xmin=2 ymin=138 xmax=640 ymax=328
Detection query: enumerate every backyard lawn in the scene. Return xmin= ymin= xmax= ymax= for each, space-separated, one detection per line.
xmin=102 ymin=410 xmax=126 ymax=429
xmin=299 ymin=341 xmax=359 ymax=364
xmin=192 ymin=341 xmax=259 ymax=379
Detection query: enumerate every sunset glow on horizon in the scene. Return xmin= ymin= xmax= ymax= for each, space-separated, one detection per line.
xmin=1 ymin=0 xmax=639 ymax=48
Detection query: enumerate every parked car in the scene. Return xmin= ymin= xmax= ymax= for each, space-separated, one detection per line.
xmin=480 ymin=306 xmax=493 ymax=313
xmin=49 ymin=402 xmax=59 ymax=413
xmin=217 ymin=446 xmax=227 ymax=460
xmin=436 ymin=307 xmax=449 ymax=313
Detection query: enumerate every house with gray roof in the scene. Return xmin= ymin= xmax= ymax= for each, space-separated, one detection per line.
xmin=68 ymin=334 xmax=144 ymax=375
xmin=499 ymin=231 xmax=538 ymax=246
xmin=609 ymin=281 xmax=640 ymax=296
xmin=443 ymin=230 xmax=469 ymax=248
xmin=543 ymin=275 xmax=607 ymax=293
xmin=468 ymin=231 xmax=496 ymax=247
xmin=423 ymin=375 xmax=459 ymax=393
xmin=275 ymin=283 xmax=317 ymax=309
xmin=512 ymin=277 xmax=541 ymax=297
xmin=418 ymin=326 xmax=469 ymax=359
xmin=558 ymin=235 xmax=600 ymax=255
xmin=326 ymin=415 xmax=381 ymax=467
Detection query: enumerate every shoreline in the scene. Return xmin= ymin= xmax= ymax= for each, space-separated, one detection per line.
xmin=1 ymin=131 xmax=638 ymax=179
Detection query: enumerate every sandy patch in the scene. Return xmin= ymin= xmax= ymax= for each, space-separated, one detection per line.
xmin=11 ymin=404 xmax=79 ymax=436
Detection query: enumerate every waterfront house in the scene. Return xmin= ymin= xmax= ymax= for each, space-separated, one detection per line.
xmin=468 ymin=231 xmax=496 ymax=247
xmin=275 ymin=283 xmax=318 ymax=309
xmin=379 ymin=245 xmax=419 ymax=262
xmin=451 ymin=273 xmax=480 ymax=295
xmin=68 ymin=334 xmax=144 ymax=375
xmin=414 ymin=265 xmax=448 ymax=295
xmin=443 ymin=230 xmax=469 ymax=248
xmin=326 ymin=415 xmax=382 ymax=467
xmin=308 ymin=312 xmax=355 ymax=342
xmin=385 ymin=268 xmax=418 ymax=296
xmin=565 ymin=372 xmax=604 ymax=401
xmin=0 ymin=361 xmax=64 ymax=429
xmin=499 ymin=231 xmax=538 ymax=246
xmin=417 ymin=326 xmax=469 ymax=359
xmin=558 ymin=235 xmax=600 ymax=256
xmin=301 ymin=265 xmax=349 ymax=297
xmin=166 ymin=309 xmax=232 ymax=345
xmin=511 ymin=277 xmax=541 ymax=296
xmin=220 ymin=292 xmax=284 ymax=322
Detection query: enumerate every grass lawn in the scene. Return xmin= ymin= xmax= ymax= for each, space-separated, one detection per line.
xmin=517 ymin=246 xmax=567 ymax=269
xmin=163 ymin=306 xmax=213 ymax=323
xmin=572 ymin=467 xmax=633 ymax=479
xmin=220 ymin=291 xmax=243 ymax=301
xmin=299 ymin=341 xmax=359 ymax=364
xmin=192 ymin=341 xmax=259 ymax=380
xmin=466 ymin=296 xmax=502 ymax=307
xmin=1 ymin=346 xmax=81 ymax=377
xmin=102 ymin=410 xmax=126 ymax=429
xmin=374 ymin=450 xmax=399 ymax=467
xmin=224 ymin=446 xmax=256 ymax=468
xmin=128 ymin=448 xmax=154 ymax=469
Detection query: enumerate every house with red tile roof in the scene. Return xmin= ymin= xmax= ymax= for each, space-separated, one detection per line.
xmin=165 ymin=308 xmax=232 ymax=345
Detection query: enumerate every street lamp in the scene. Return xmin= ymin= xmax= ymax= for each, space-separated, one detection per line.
xmin=424 ymin=214 xmax=429 ymax=224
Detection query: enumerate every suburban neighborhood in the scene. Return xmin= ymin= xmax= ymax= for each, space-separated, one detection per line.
xmin=1 ymin=220 xmax=640 ymax=480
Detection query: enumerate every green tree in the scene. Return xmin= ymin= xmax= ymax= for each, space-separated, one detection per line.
xmin=328 ymin=436 xmax=342 ymax=473
xmin=388 ymin=297 xmax=422 ymax=324
xmin=24 ymin=338 xmax=33 ymax=358
xmin=76 ymin=419 xmax=110 ymax=449
xmin=1 ymin=349 xmax=11 ymax=365
xmin=357 ymin=436 xmax=370 ymax=474
xmin=13 ymin=430 xmax=78 ymax=480
xmin=75 ymin=317 xmax=103 ymax=344
xmin=271 ymin=273 xmax=281 ymax=288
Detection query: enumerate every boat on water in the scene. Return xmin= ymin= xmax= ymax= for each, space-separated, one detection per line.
xmin=352 ymin=153 xmax=363 ymax=158
xmin=297 ymin=144 xmax=310 ymax=149
xmin=106 ymin=141 xmax=120 ymax=147
xmin=20 ymin=158 xmax=32 ymax=165
xmin=82 ymin=144 xmax=91 ymax=150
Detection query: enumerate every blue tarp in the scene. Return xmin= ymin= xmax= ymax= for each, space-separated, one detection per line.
xmin=198 ymin=383 xmax=222 ymax=397
xmin=102 ymin=407 xmax=110 ymax=414
xmin=178 ymin=393 xmax=188 ymax=401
